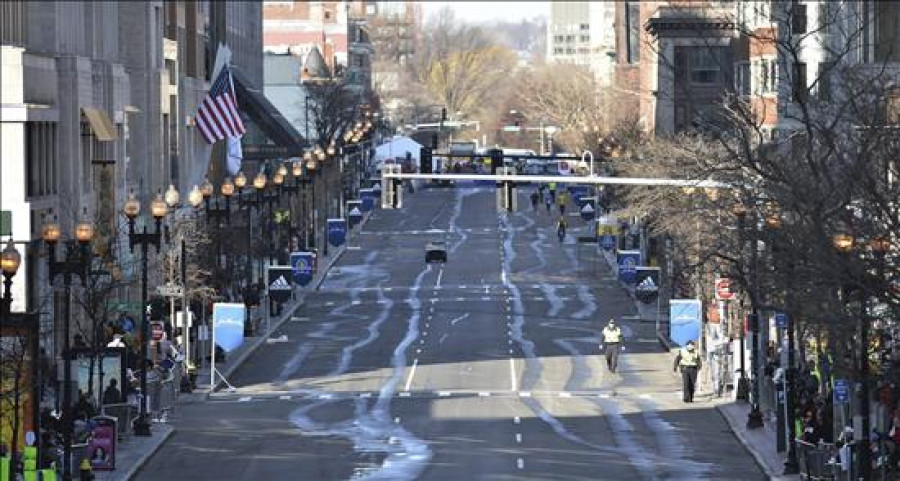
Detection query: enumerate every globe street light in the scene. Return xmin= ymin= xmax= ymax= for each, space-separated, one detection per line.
xmin=42 ymin=210 xmax=94 ymax=480
xmin=122 ymin=189 xmax=171 ymax=436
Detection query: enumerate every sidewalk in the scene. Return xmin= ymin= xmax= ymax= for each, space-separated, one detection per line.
xmin=105 ymin=212 xmax=371 ymax=480
xmin=718 ymin=402 xmax=802 ymax=481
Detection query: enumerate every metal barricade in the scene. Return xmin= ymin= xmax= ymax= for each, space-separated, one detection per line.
xmin=101 ymin=403 xmax=136 ymax=439
xmin=795 ymin=440 xmax=840 ymax=480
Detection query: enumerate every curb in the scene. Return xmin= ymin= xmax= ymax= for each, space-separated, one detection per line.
xmin=122 ymin=424 xmax=174 ymax=480
xmin=716 ymin=405 xmax=783 ymax=481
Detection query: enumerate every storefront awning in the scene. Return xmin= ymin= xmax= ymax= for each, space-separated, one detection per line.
xmin=81 ymin=107 xmax=117 ymax=141
xmin=231 ymin=67 xmax=308 ymax=159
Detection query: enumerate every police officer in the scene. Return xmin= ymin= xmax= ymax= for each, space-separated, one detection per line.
xmin=601 ymin=319 xmax=623 ymax=373
xmin=674 ymin=340 xmax=702 ymax=402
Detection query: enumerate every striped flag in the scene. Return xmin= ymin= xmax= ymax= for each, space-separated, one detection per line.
xmin=195 ymin=65 xmax=245 ymax=144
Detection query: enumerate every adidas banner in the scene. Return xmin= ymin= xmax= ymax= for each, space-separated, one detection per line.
xmin=267 ymin=266 xmax=294 ymax=303
xmin=634 ymin=267 xmax=660 ymax=304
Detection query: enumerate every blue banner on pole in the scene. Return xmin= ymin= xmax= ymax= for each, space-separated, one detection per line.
xmin=360 ymin=189 xmax=375 ymax=212
xmin=290 ymin=251 xmax=314 ymax=287
xmin=669 ymin=299 xmax=701 ymax=347
xmin=347 ymin=200 xmax=363 ymax=228
xmin=327 ymin=218 xmax=347 ymax=247
xmin=267 ymin=266 xmax=294 ymax=303
xmin=580 ymin=203 xmax=596 ymax=222
xmin=616 ymin=250 xmax=641 ymax=284
xmin=212 ymin=303 xmax=246 ymax=353
xmin=600 ymin=235 xmax=616 ymax=251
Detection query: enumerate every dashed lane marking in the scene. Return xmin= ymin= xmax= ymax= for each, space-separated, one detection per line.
xmin=238 ymin=396 xmax=252 ymax=402
xmin=394 ymin=417 xmax=400 ymax=423
xmin=517 ymin=458 xmax=525 ymax=469
xmin=398 ymin=392 xmax=412 ymax=398
xmin=478 ymin=392 xmax=491 ymax=397
xmin=516 ymin=433 xmax=522 ymax=443
xmin=519 ymin=392 xmax=532 ymax=398
xmin=278 ymin=395 xmax=291 ymax=400
xmin=514 ymin=416 xmax=521 ymax=424
xmin=404 ymin=358 xmax=419 ymax=391
xmin=438 ymin=391 xmax=452 ymax=397
xmin=559 ymin=392 xmax=572 ymax=398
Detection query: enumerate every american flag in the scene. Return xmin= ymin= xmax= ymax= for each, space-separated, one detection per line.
xmin=195 ymin=65 xmax=245 ymax=144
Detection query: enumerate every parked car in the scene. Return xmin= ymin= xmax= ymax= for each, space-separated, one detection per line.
xmin=425 ymin=241 xmax=448 ymax=263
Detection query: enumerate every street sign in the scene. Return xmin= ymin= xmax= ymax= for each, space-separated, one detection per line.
xmin=156 ymin=284 xmax=184 ymax=297
xmin=775 ymin=312 xmax=787 ymax=329
xmin=834 ymin=379 xmax=850 ymax=404
xmin=150 ymin=321 xmax=165 ymax=341
xmin=715 ymin=278 xmax=734 ymax=301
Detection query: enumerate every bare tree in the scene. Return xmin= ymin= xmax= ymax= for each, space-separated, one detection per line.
xmin=413 ymin=8 xmax=518 ymax=119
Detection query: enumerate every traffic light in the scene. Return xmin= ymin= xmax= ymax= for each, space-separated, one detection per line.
xmin=488 ymin=148 xmax=503 ymax=174
xmin=420 ymin=147 xmax=433 ymax=174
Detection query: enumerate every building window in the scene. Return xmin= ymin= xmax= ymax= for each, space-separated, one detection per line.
xmin=875 ymin=1 xmax=900 ymax=62
xmin=580 ymin=23 xmax=589 ymax=31
xmin=565 ymin=48 xmax=575 ymax=54
xmin=554 ymin=35 xmax=564 ymax=43
xmin=756 ymin=58 xmax=777 ymax=94
xmin=565 ymin=35 xmax=574 ymax=42
xmin=26 ymin=122 xmax=58 ymax=198
xmin=626 ymin=2 xmax=641 ymax=64
xmin=735 ymin=62 xmax=751 ymax=95
xmin=792 ymin=62 xmax=807 ymax=102
xmin=580 ymin=35 xmax=590 ymax=42
xmin=817 ymin=61 xmax=834 ymax=101
xmin=553 ymin=47 xmax=563 ymax=55
xmin=688 ymin=49 xmax=721 ymax=84
xmin=790 ymin=1 xmax=807 ymax=34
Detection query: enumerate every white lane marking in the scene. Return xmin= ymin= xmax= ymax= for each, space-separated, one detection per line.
xmin=514 ymin=416 xmax=521 ymax=424
xmin=517 ymin=458 xmax=524 ymax=469
xmin=501 ymin=270 xmax=507 ymax=283
xmin=347 ymin=246 xmax=361 ymax=250
xmin=519 ymin=391 xmax=532 ymax=397
xmin=423 ymin=331 xmax=428 ymax=336
xmin=515 ymin=433 xmax=522 ymax=443
xmin=599 ymin=393 xmax=610 ymax=399
xmin=456 ymin=297 xmax=465 ymax=301
xmin=481 ymin=296 xmax=491 ymax=301
xmin=398 ymin=392 xmax=412 ymax=398
xmin=238 ymin=396 xmax=252 ymax=402
xmin=359 ymin=392 xmax=372 ymax=398
xmin=438 ymin=333 xmax=449 ymax=344
xmin=509 ymin=358 xmax=517 ymax=392
xmin=436 ymin=268 xmax=444 ymax=288
xmin=508 ymin=340 xmax=513 ymax=344
xmin=394 ymin=417 xmax=401 ymax=423
xmin=438 ymin=391 xmax=452 ymax=397
xmin=416 ymin=348 xmax=422 ymax=354
xmin=404 ymin=358 xmax=419 ymax=391
xmin=351 ymin=300 xmax=361 ymax=305
xmin=385 ymin=287 xmax=393 ymax=291
xmin=559 ymin=392 xmax=572 ymax=398
xmin=278 ymin=395 xmax=291 ymax=400
xmin=449 ymin=313 xmax=470 ymax=326
xmin=509 ymin=348 xmax=514 ymax=354
xmin=478 ymin=392 xmax=491 ymax=397
xmin=420 ymin=339 xmax=425 ymax=344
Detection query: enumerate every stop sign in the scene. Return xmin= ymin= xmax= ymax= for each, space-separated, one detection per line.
xmin=715 ymin=278 xmax=734 ymax=300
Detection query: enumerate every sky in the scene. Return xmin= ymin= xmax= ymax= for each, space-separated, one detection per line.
xmin=420 ymin=1 xmax=548 ymax=24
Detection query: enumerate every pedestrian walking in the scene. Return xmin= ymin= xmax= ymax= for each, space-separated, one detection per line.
xmin=556 ymin=216 xmax=567 ymax=242
xmin=601 ymin=319 xmax=623 ymax=373
xmin=530 ymin=191 xmax=539 ymax=211
xmin=545 ymin=195 xmax=552 ymax=213
xmin=673 ymin=340 xmax=702 ymax=402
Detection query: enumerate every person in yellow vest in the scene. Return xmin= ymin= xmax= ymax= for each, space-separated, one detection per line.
xmin=674 ymin=340 xmax=702 ymax=402
xmin=601 ymin=319 xmax=624 ymax=373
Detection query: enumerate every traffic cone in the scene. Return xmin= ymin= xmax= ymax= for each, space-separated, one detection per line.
xmin=78 ymin=458 xmax=94 ymax=481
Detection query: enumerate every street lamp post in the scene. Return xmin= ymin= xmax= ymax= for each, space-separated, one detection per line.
xmin=41 ymin=211 xmax=94 ymax=480
xmin=122 ymin=189 xmax=171 ymax=436
xmin=305 ymin=152 xmax=318 ymax=251
xmin=280 ymin=160 xmax=309 ymax=251
xmin=731 ymin=202 xmax=750 ymax=403
xmin=2 ymin=240 xmax=41 ymax=479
